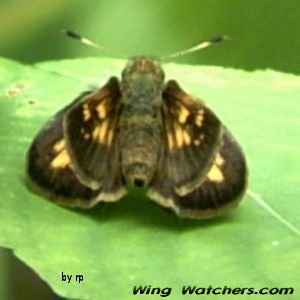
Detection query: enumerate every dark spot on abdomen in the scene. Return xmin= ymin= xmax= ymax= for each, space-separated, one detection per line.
xmin=134 ymin=178 xmax=145 ymax=187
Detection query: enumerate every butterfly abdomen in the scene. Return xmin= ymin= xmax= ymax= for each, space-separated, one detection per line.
xmin=119 ymin=104 xmax=162 ymax=187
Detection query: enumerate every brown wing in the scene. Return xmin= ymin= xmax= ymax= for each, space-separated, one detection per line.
xmin=63 ymin=77 xmax=123 ymax=189
xmin=155 ymin=80 xmax=222 ymax=196
xmin=172 ymin=128 xmax=247 ymax=218
xmin=147 ymin=80 xmax=247 ymax=219
xmin=27 ymin=78 xmax=126 ymax=208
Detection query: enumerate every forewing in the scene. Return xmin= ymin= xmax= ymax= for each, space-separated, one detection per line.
xmin=63 ymin=77 xmax=123 ymax=189
xmin=27 ymin=78 xmax=126 ymax=208
xmin=159 ymin=80 xmax=222 ymax=196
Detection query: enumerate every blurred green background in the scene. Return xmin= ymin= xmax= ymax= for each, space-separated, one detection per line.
xmin=0 ymin=0 xmax=299 ymax=73
xmin=0 ymin=0 xmax=299 ymax=299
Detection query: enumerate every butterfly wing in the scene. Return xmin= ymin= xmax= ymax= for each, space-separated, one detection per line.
xmin=63 ymin=77 xmax=123 ymax=188
xmin=172 ymin=128 xmax=247 ymax=219
xmin=157 ymin=80 xmax=222 ymax=195
xmin=148 ymin=80 xmax=247 ymax=219
xmin=27 ymin=77 xmax=126 ymax=208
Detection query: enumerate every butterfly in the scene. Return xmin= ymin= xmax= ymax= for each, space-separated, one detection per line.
xmin=26 ymin=57 xmax=247 ymax=219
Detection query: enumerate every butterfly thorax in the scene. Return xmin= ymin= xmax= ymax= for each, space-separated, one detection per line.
xmin=119 ymin=58 xmax=164 ymax=187
xmin=121 ymin=57 xmax=164 ymax=102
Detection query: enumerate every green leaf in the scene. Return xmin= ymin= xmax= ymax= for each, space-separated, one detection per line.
xmin=0 ymin=57 xmax=299 ymax=300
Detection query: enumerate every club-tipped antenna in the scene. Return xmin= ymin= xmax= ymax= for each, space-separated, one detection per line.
xmin=162 ymin=35 xmax=230 ymax=60
xmin=62 ymin=29 xmax=125 ymax=58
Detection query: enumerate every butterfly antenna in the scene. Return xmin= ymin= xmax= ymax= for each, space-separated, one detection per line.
xmin=162 ymin=35 xmax=230 ymax=60
xmin=62 ymin=29 xmax=125 ymax=58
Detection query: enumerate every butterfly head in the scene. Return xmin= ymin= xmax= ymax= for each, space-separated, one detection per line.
xmin=121 ymin=57 xmax=165 ymax=100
